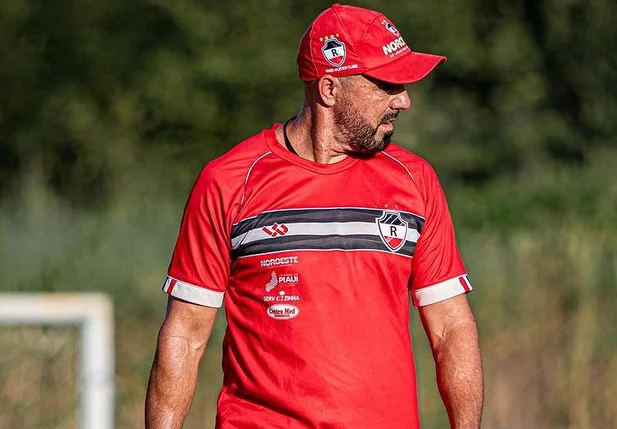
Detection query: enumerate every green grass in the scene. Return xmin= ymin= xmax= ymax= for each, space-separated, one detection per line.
xmin=413 ymin=227 xmax=617 ymax=429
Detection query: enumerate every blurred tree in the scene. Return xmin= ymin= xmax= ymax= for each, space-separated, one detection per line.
xmin=400 ymin=0 xmax=617 ymax=184
xmin=0 ymin=0 xmax=615 ymax=208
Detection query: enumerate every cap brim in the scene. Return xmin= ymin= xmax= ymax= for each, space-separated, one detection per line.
xmin=363 ymin=51 xmax=447 ymax=85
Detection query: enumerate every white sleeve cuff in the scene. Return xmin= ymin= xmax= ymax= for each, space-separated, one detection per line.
xmin=412 ymin=274 xmax=473 ymax=307
xmin=162 ymin=276 xmax=225 ymax=308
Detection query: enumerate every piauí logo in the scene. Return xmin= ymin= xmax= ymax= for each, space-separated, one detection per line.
xmin=265 ymin=271 xmax=278 ymax=292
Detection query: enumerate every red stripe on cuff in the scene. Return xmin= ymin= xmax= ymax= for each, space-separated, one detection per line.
xmin=458 ymin=276 xmax=471 ymax=292
xmin=167 ymin=279 xmax=178 ymax=293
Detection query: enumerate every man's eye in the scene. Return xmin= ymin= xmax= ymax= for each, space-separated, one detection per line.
xmin=363 ymin=75 xmax=405 ymax=93
xmin=380 ymin=82 xmax=404 ymax=93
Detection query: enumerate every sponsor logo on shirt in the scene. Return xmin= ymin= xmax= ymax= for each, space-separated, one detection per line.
xmin=278 ymin=273 xmax=298 ymax=285
xmin=265 ymin=271 xmax=299 ymax=292
xmin=264 ymin=271 xmax=300 ymax=302
xmin=262 ymin=223 xmax=288 ymax=237
xmin=267 ymin=304 xmax=300 ymax=320
xmin=265 ymin=271 xmax=278 ymax=292
xmin=264 ymin=290 xmax=301 ymax=303
xmin=260 ymin=255 xmax=299 ymax=267
xmin=376 ymin=211 xmax=409 ymax=252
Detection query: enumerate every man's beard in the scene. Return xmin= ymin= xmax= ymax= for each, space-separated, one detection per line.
xmin=333 ymin=97 xmax=398 ymax=155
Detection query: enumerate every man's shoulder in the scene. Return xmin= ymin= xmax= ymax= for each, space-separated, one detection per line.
xmin=206 ymin=128 xmax=272 ymax=175
xmin=195 ymin=127 xmax=275 ymax=188
xmin=190 ymin=127 xmax=274 ymax=199
xmin=382 ymin=143 xmax=437 ymax=181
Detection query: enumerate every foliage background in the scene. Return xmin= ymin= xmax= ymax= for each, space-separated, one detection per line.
xmin=0 ymin=0 xmax=615 ymax=428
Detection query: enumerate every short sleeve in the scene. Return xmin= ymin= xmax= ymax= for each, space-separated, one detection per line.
xmin=410 ymin=164 xmax=472 ymax=307
xmin=162 ymin=166 xmax=231 ymax=308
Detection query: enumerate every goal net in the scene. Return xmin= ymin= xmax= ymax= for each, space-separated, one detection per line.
xmin=0 ymin=294 xmax=114 ymax=429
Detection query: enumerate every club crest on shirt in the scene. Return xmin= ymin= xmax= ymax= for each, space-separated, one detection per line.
xmin=321 ymin=36 xmax=346 ymax=67
xmin=376 ymin=211 xmax=408 ymax=252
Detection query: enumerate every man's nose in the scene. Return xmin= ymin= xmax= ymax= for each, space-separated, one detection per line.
xmin=391 ymin=89 xmax=411 ymax=110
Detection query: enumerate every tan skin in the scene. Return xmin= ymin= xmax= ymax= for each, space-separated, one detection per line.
xmin=420 ymin=295 xmax=484 ymax=429
xmin=145 ymin=74 xmax=484 ymax=429
xmin=275 ymin=74 xmax=411 ymax=163
xmin=146 ymin=297 xmax=218 ymax=429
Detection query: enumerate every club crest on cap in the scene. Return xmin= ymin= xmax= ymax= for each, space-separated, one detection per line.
xmin=381 ymin=20 xmax=400 ymax=37
xmin=320 ymin=35 xmax=346 ymax=67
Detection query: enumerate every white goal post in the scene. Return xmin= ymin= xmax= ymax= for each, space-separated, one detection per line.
xmin=0 ymin=293 xmax=114 ymax=429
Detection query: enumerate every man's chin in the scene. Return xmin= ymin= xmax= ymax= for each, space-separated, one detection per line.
xmin=350 ymin=137 xmax=391 ymax=157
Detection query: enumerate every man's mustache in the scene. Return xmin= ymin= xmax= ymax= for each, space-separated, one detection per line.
xmin=380 ymin=111 xmax=400 ymax=123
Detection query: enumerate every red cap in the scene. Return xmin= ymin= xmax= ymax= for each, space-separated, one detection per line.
xmin=297 ymin=3 xmax=446 ymax=84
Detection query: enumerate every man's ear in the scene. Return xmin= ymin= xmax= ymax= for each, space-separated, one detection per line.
xmin=317 ymin=75 xmax=342 ymax=107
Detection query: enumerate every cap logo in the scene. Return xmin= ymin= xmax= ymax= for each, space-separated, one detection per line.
xmin=381 ymin=20 xmax=400 ymax=37
xmin=320 ymin=34 xmax=346 ymax=67
xmin=382 ymin=37 xmax=408 ymax=57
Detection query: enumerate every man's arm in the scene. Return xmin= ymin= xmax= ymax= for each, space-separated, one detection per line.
xmin=418 ymin=294 xmax=484 ymax=429
xmin=146 ymin=296 xmax=219 ymax=429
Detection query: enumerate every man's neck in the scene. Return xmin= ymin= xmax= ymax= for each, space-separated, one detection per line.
xmin=275 ymin=110 xmax=349 ymax=165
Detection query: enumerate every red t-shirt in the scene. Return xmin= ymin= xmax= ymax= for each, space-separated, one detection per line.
xmin=162 ymin=124 xmax=472 ymax=429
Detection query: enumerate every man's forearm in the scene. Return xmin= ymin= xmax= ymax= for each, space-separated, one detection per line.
xmin=145 ymin=324 xmax=204 ymax=429
xmin=433 ymin=320 xmax=484 ymax=429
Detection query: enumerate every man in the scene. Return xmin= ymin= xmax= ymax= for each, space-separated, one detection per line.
xmin=146 ymin=3 xmax=483 ymax=429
